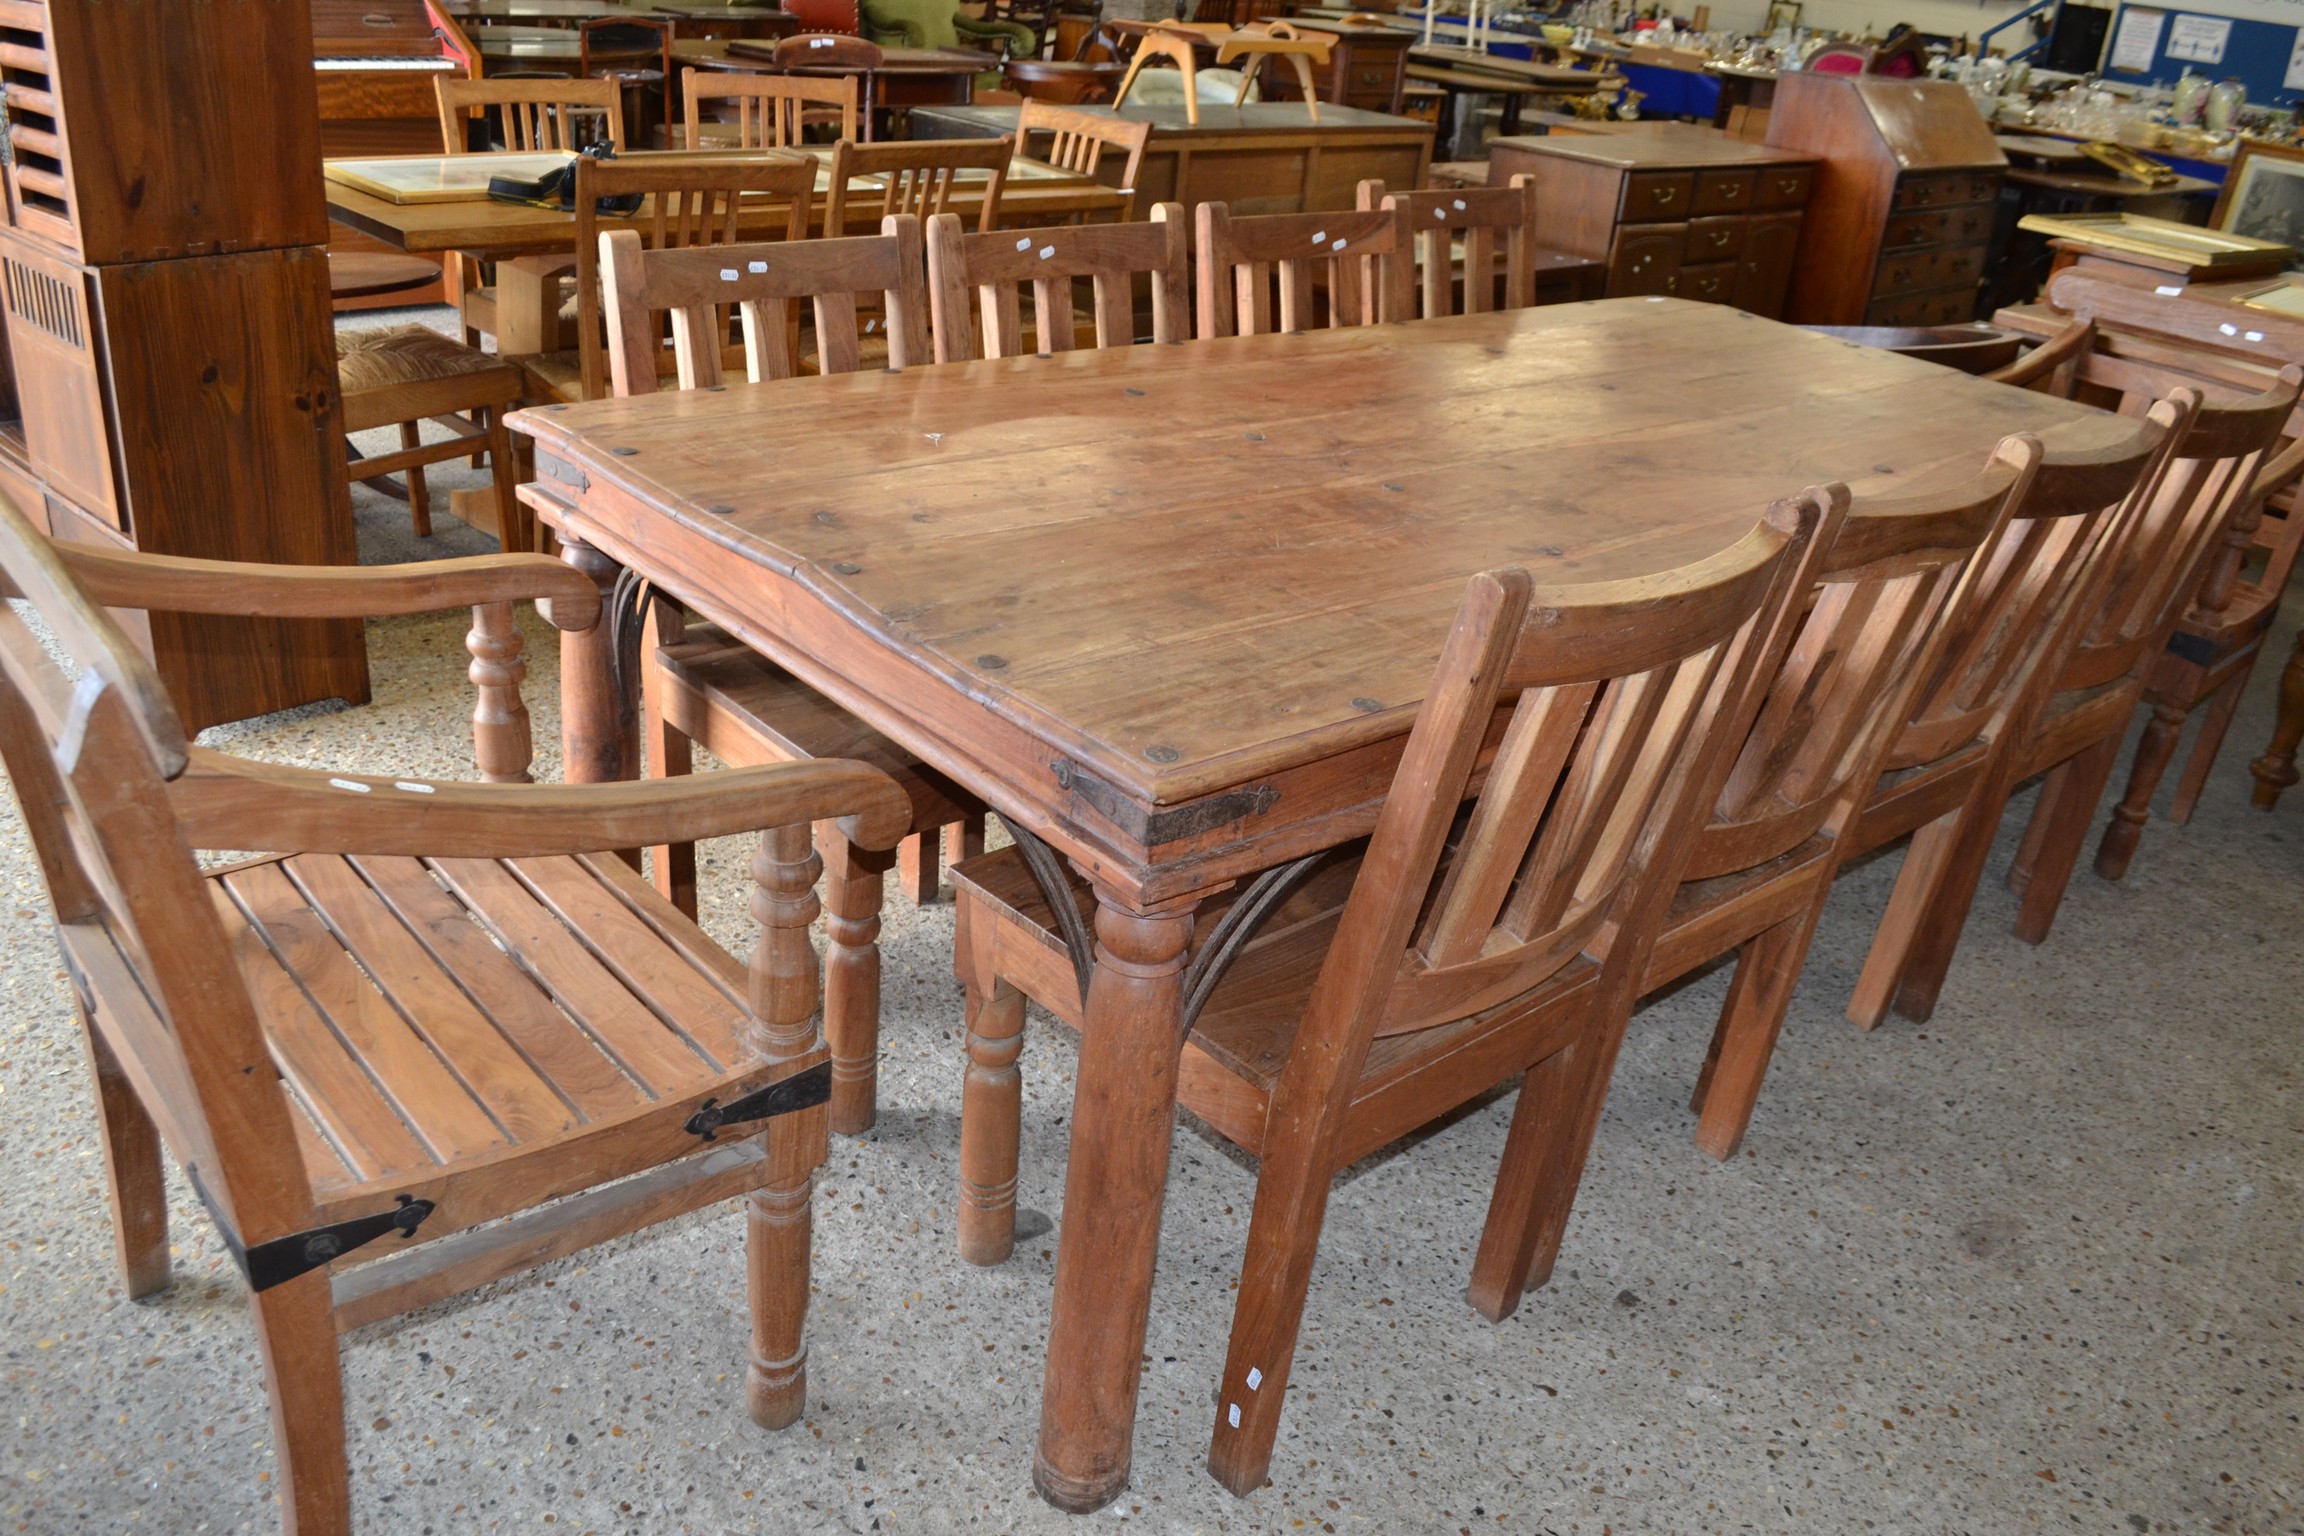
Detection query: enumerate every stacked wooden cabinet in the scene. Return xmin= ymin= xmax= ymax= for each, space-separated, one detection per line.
xmin=0 ymin=0 xmax=366 ymax=731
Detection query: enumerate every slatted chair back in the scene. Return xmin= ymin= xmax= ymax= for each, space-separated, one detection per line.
xmin=436 ymin=75 xmax=625 ymax=153
xmin=1359 ymin=173 xmax=1541 ymax=317
xmin=1371 ymin=505 xmax=1822 ymax=1037
xmin=683 ymin=66 xmax=860 ymax=149
xmin=827 ymin=136 xmax=1014 ymax=235
xmin=1674 ymin=452 xmax=2040 ymax=883
xmin=0 ymin=492 xmax=318 ymax=1279
xmin=2059 ymin=369 xmax=2300 ymax=692
xmin=569 ymin=152 xmax=816 ymax=399
xmin=1192 ymin=201 xmax=1412 ymax=339
xmin=600 ymin=215 xmax=929 ymax=392
xmin=925 ymin=203 xmax=1189 ymax=361
xmin=1880 ymin=411 xmax=2181 ymax=776
xmin=1015 ymin=100 xmax=1152 ymax=217
xmin=1983 ymin=317 xmax=2094 ymax=394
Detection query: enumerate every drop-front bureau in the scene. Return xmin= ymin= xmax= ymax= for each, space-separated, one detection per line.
xmin=1764 ymin=73 xmax=2007 ymax=327
xmin=1486 ymin=129 xmax=1819 ymax=317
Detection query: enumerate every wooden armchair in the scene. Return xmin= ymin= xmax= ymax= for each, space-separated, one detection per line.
xmin=0 ymin=494 xmax=910 ymax=1536
xmin=1192 ymin=200 xmax=1412 ymax=338
xmin=925 ymin=202 xmax=1188 ymax=360
xmin=683 ymin=63 xmax=862 ymax=147
xmin=1359 ymin=174 xmax=1573 ymax=317
xmin=597 ymin=217 xmax=979 ymax=1135
xmin=945 ymin=502 xmax=1825 ymax=1497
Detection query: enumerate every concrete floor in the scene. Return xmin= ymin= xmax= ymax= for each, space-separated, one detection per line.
xmin=0 ymin=306 xmax=2298 ymax=1534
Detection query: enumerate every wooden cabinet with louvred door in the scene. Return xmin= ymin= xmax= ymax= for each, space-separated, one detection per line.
xmin=1764 ymin=73 xmax=2006 ymax=327
xmin=0 ymin=0 xmax=365 ymax=732
xmin=1486 ymin=128 xmax=1817 ymax=317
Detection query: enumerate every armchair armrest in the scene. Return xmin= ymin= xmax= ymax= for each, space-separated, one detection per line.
xmin=169 ymin=747 xmax=914 ymax=857
xmin=52 ymin=546 xmax=603 ymax=633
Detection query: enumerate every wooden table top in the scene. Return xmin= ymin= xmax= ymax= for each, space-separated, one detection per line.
xmin=511 ymin=299 xmax=2135 ymax=812
xmin=673 ymin=38 xmax=991 ymax=73
xmin=323 ymin=151 xmax=1124 ymax=256
xmin=913 ymin=100 xmax=1435 ymax=140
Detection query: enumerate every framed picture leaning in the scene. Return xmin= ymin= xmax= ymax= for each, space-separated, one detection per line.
xmin=2214 ymin=140 xmax=2304 ymax=261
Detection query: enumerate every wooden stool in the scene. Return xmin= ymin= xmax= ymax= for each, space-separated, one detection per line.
xmin=335 ymin=325 xmax=531 ymax=552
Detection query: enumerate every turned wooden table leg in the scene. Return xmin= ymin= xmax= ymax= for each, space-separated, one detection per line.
xmin=1033 ymin=883 xmax=1198 ymax=1514
xmin=2250 ymin=628 xmax=2304 ymax=809
xmin=556 ymin=529 xmax=632 ymax=787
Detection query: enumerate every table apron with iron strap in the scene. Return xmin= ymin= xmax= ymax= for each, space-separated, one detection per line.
xmin=509 ymin=299 xmax=2136 ymax=1511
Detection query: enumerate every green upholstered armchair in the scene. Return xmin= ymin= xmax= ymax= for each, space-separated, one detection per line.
xmin=860 ymin=0 xmax=1037 ymax=63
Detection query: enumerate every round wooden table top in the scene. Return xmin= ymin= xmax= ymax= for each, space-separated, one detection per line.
xmin=327 ymin=252 xmax=443 ymax=301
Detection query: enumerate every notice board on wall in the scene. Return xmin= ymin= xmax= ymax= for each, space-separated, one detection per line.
xmin=2100 ymin=2 xmax=2302 ymax=109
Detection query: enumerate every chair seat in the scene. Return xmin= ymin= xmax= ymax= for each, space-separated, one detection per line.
xmin=336 ymin=323 xmax=521 ymax=394
xmin=657 ymin=624 xmax=975 ymax=835
xmin=951 ymin=842 xmax=1589 ymax=1166
xmin=200 ymin=849 xmax=788 ymax=1237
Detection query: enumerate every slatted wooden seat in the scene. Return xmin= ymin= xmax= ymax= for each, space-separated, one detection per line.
xmin=600 ymin=216 xmax=977 ymax=1134
xmin=1359 ymin=174 xmax=1553 ymax=317
xmin=0 ymin=496 xmax=910 ymax=1536
xmin=335 ymin=323 xmax=530 ymax=551
xmin=925 ymin=202 xmax=1188 ymax=360
xmin=1192 ymin=200 xmax=1411 ymax=338
xmin=946 ymin=498 xmax=1826 ymax=1496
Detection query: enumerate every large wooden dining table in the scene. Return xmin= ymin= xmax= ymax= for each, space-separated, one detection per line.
xmin=508 ymin=298 xmax=2139 ymax=1511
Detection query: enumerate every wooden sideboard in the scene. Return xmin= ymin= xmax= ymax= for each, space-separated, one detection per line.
xmin=1487 ymin=129 xmax=1816 ymax=316
xmin=1765 ymin=73 xmax=2005 ymax=328
xmin=0 ymin=0 xmax=366 ymax=731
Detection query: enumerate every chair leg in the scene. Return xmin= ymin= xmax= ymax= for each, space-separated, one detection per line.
xmin=948 ymin=811 xmax=987 ymax=866
xmin=1688 ymin=895 xmax=1827 ymax=1161
xmin=745 ymin=823 xmax=826 ymax=1432
xmin=1849 ymin=774 xmax=2008 ymax=1030
xmin=79 ymin=1017 xmax=169 ymax=1300
xmin=2249 ymin=630 xmax=2304 ymax=809
xmin=483 ymin=404 xmax=526 ymax=553
xmin=247 ymin=1271 xmax=351 ymax=1536
xmin=2171 ymin=667 xmax=2249 ymax=824
xmin=2095 ymin=697 xmax=2188 ymax=881
xmin=2012 ymin=732 xmax=2123 ymax=945
xmin=398 ymin=422 xmax=433 ymax=538
xmin=818 ymin=828 xmax=891 ymax=1136
xmin=897 ymin=832 xmax=940 ymax=905
xmin=640 ymin=612 xmax=698 ymax=919
xmin=1464 ymin=1037 xmax=1584 ymax=1322
xmin=957 ymin=974 xmax=1026 ymax=1266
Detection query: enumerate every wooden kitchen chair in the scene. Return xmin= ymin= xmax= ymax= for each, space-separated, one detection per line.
xmin=1868 ymin=370 xmax=2298 ymax=1022
xmin=1837 ymin=406 xmax=2183 ymax=1033
xmin=522 ymin=151 xmax=816 ymax=402
xmin=0 ymin=492 xmax=911 ymax=1536
xmin=1192 ymin=200 xmax=1412 ymax=338
xmin=1628 ymin=446 xmax=2033 ymax=1159
xmin=1014 ymin=100 xmax=1151 ymax=218
xmin=334 ymin=324 xmax=531 ymax=552
xmin=1359 ymin=174 xmax=1548 ymax=317
xmin=601 ymin=216 xmax=979 ymax=1135
xmin=825 ymin=136 xmax=1015 ymax=234
xmin=947 ymin=500 xmax=1827 ymax=1497
xmin=925 ymin=202 xmax=1188 ymax=360
xmin=683 ymin=65 xmax=861 ymax=148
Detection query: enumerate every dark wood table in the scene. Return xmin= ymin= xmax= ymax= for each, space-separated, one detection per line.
xmin=673 ymin=38 xmax=985 ymax=136
xmin=507 ymin=298 xmax=2134 ymax=1512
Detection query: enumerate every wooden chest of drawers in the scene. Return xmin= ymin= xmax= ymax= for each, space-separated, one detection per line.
xmin=1486 ymin=128 xmax=1819 ymax=318
xmin=1256 ymin=19 xmax=1409 ymax=115
xmin=1763 ymin=74 xmax=2006 ymax=327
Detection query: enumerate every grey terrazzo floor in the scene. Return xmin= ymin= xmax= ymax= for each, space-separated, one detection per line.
xmin=0 ymin=304 xmax=2299 ymax=1534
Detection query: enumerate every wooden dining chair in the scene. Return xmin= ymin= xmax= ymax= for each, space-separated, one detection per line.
xmin=1984 ymin=316 xmax=2095 ymax=393
xmin=1625 ymin=447 xmax=2034 ymax=1159
xmin=1191 ymin=200 xmax=1412 ymax=339
xmin=683 ymin=64 xmax=861 ymax=148
xmin=1865 ymin=370 xmax=2299 ymax=1022
xmin=1358 ymin=174 xmax=1545 ymax=317
xmin=1014 ymin=100 xmax=1152 ymax=218
xmin=334 ymin=324 xmax=532 ymax=552
xmin=825 ymin=135 xmax=1015 ymax=234
xmin=435 ymin=75 xmax=627 ymax=154
xmin=518 ymin=151 xmax=816 ymax=403
xmin=579 ymin=15 xmax=676 ymax=148
xmin=925 ymin=203 xmax=1188 ymax=360
xmin=945 ymin=503 xmax=1830 ymax=1499
xmin=597 ymin=215 xmax=979 ymax=1136
xmin=0 ymin=491 xmax=911 ymax=1536
xmin=1830 ymin=415 xmax=2184 ymax=1035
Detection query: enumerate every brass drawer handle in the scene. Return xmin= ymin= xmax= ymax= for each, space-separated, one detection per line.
xmin=1654 ymin=186 xmax=1676 ymax=203
xmin=1718 ymin=183 xmax=1742 ymax=198
xmin=1709 ymin=230 xmax=1730 ymax=247
xmin=1777 ymin=177 xmax=1800 ymax=194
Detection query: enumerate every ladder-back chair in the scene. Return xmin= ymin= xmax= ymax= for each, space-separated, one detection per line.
xmin=1360 ymin=174 xmax=1547 ymax=317
xmin=0 ymin=492 xmax=910 ymax=1536
xmin=683 ymin=64 xmax=861 ymax=148
xmin=1192 ymin=200 xmax=1412 ymax=338
xmin=596 ymin=217 xmax=980 ymax=1137
xmin=946 ymin=502 xmax=1829 ymax=1497
xmin=1015 ymin=100 xmax=1152 ymax=219
xmin=825 ymin=135 xmax=1015 ymax=234
xmin=435 ymin=74 xmax=626 ymax=153
xmin=925 ymin=203 xmax=1188 ymax=360
xmin=1842 ymin=408 xmax=2184 ymax=1033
